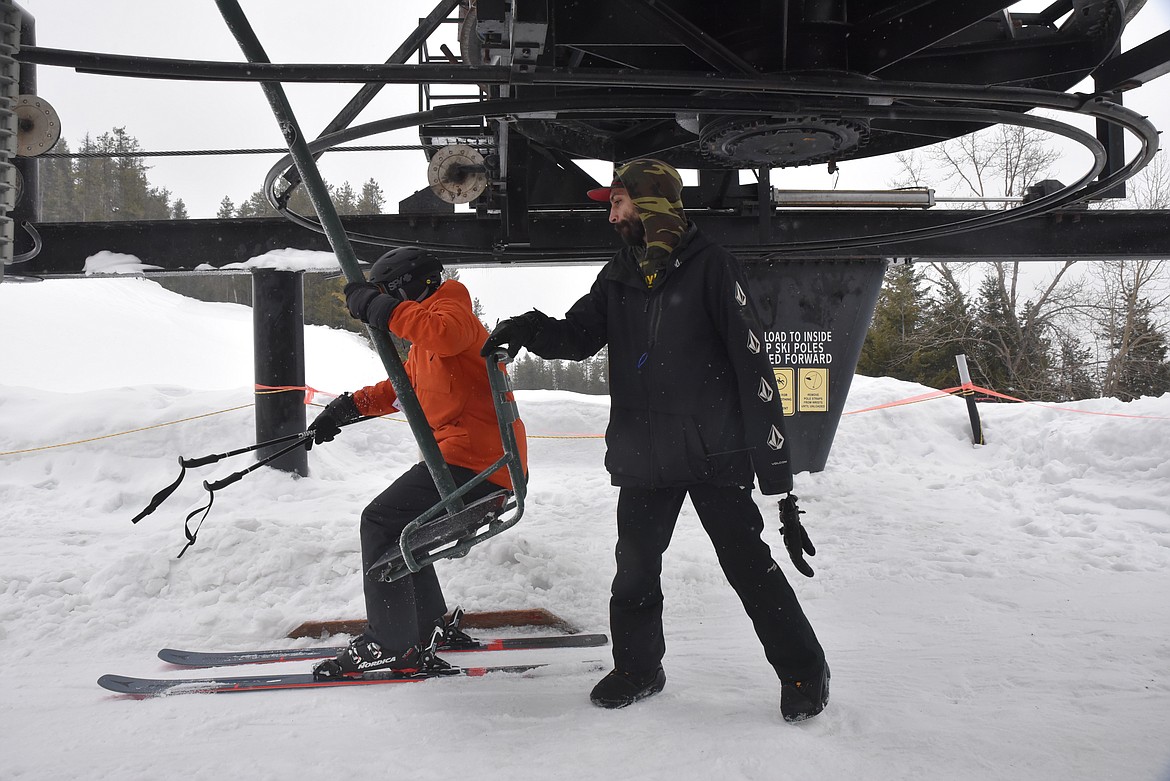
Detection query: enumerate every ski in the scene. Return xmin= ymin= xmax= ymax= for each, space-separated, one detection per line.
xmin=158 ymin=632 xmax=609 ymax=668
xmin=98 ymin=660 xmax=602 ymax=698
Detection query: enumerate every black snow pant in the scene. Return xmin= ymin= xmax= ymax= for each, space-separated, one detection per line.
xmin=360 ymin=462 xmax=501 ymax=653
xmin=610 ymin=484 xmax=825 ymax=682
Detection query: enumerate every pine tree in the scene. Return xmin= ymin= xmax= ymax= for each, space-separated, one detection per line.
xmin=357 ymin=178 xmax=386 ymax=214
xmin=40 ymin=139 xmax=76 ymax=221
xmin=1051 ymin=332 xmax=1096 ymax=401
xmin=217 ymin=196 xmax=236 ymax=218
xmin=970 ymin=274 xmax=1054 ymax=398
xmin=333 ymin=181 xmax=358 ymax=215
xmin=42 ymin=128 xmax=177 ymax=221
xmin=858 ymin=264 xmax=931 ymax=380
xmin=917 ymin=279 xmax=976 ymax=390
xmin=235 ymin=190 xmax=278 ymax=218
xmin=1104 ymin=300 xmax=1170 ymax=401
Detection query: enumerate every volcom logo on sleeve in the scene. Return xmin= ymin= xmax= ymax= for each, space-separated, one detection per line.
xmin=767 ymin=425 xmax=785 ymax=451
xmin=734 ymin=282 xmax=747 ymax=307
xmin=758 ymin=377 xmax=774 ymax=402
xmin=747 ymin=330 xmax=761 ymax=354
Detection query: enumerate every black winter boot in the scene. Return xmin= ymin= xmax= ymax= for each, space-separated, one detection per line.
xmin=780 ymin=664 xmax=830 ymax=722
xmin=589 ymin=666 xmax=666 ymax=708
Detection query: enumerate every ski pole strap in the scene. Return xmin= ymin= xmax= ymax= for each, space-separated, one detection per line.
xmin=130 ymin=456 xmax=189 ymax=524
xmin=174 ymin=433 xmax=312 ymax=558
xmin=131 ymin=430 xmax=318 ymax=524
xmin=177 ymin=490 xmax=215 ymax=559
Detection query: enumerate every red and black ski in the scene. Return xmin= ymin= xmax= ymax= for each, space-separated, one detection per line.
xmin=99 ymin=660 xmax=603 ymax=698
xmin=158 ymin=632 xmax=609 ymax=668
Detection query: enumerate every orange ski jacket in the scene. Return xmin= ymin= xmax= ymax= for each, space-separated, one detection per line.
xmin=351 ymin=279 xmax=527 ymax=490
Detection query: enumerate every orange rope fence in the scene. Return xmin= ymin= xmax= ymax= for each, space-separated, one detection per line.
xmin=4 ymin=381 xmax=1167 ymax=457
xmin=843 ymin=382 xmax=1170 ymax=421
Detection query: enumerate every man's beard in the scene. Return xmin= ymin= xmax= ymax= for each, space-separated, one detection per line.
xmin=614 ymin=216 xmax=645 ymax=247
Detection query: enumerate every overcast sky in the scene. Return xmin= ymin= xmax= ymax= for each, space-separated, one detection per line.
xmin=16 ymin=0 xmax=1170 ymax=321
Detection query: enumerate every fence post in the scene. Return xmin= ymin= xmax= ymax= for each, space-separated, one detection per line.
xmin=955 ymin=354 xmax=985 ymax=445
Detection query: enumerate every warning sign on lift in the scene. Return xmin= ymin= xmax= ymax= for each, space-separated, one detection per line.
xmin=798 ymin=368 xmax=829 ymax=413
xmin=773 ymin=368 xmax=795 ymax=416
xmin=766 ymin=330 xmax=834 ymax=365
xmin=766 ymin=330 xmax=833 ymax=414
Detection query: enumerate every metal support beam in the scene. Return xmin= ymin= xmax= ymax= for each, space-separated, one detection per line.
xmin=214 ymin=0 xmax=461 ymax=507
xmin=1092 ymin=28 xmax=1170 ymax=92
xmin=1094 ymin=47 xmax=1128 ymax=200
xmin=627 ymin=0 xmax=759 ymax=75
xmin=756 ymin=168 xmax=772 ymax=244
xmin=252 ymin=268 xmax=308 ymax=476
xmin=280 ymin=0 xmax=462 ymax=191
xmin=19 ymin=208 xmax=1170 ymax=276
xmin=850 ymin=0 xmax=1012 ymax=73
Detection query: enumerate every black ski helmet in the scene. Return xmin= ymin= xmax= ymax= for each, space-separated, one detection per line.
xmin=368 ymin=247 xmax=444 ymax=302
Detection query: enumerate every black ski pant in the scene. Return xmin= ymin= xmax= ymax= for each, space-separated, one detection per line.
xmin=360 ymin=462 xmax=501 ymax=653
xmin=610 ymin=484 xmax=825 ymax=682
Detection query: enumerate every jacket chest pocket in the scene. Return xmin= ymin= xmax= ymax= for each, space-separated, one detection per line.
xmin=415 ymin=357 xmax=454 ymax=397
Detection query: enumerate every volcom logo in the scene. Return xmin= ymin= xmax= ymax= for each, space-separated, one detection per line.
xmin=734 ymin=283 xmax=747 ymax=307
xmin=758 ymin=377 xmax=774 ymax=402
xmin=767 ymin=425 xmax=785 ymax=450
xmin=747 ymin=330 xmax=761 ymax=354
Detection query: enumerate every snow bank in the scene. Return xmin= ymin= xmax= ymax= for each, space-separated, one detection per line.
xmin=1 ymin=278 xmax=1168 ymax=781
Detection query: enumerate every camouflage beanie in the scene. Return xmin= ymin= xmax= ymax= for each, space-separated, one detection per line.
xmin=613 ymin=159 xmax=688 ymax=287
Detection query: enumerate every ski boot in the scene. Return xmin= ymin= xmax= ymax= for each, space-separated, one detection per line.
xmin=313 ymin=626 xmax=452 ymax=680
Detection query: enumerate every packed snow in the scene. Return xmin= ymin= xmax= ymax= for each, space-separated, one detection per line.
xmin=1 ymin=276 xmax=1168 ymax=781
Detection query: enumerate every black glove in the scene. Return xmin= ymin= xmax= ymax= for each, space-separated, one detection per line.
xmin=344 ymin=282 xmax=399 ymax=329
xmin=779 ymin=493 xmax=816 ymax=578
xmin=481 ymin=310 xmax=549 ymax=359
xmin=307 ymin=392 xmax=361 ymax=448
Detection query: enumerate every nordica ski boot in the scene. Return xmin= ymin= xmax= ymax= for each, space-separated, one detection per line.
xmin=313 ymin=627 xmax=452 ymax=680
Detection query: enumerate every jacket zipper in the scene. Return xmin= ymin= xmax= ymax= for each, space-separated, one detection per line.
xmin=643 ymin=288 xmax=661 ymax=485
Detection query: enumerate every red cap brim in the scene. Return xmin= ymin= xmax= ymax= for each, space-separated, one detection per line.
xmin=586 ymin=187 xmax=612 ymax=202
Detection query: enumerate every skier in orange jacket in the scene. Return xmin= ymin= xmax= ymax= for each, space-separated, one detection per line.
xmin=307 ymin=247 xmax=527 ymax=679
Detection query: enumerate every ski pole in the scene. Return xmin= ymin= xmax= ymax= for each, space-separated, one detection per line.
xmin=177 ymin=433 xmax=313 ymax=558
xmin=131 ymin=430 xmax=308 ymax=524
xmin=132 ymin=419 xmax=368 ymax=523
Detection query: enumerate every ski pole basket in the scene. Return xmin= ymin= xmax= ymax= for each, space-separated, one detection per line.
xmin=366 ymin=349 xmax=527 ymax=582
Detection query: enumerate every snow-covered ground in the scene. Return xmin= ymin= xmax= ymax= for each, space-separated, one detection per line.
xmin=2 ymin=277 xmax=1168 ymax=781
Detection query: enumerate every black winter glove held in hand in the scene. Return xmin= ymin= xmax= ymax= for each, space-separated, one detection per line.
xmin=344 ymin=282 xmax=399 ymax=328
xmin=307 ymin=392 xmax=361 ymax=448
xmin=481 ymin=310 xmax=549 ymax=359
xmin=779 ymin=493 xmax=816 ymax=578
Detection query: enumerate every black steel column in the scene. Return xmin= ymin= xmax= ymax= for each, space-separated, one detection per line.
xmin=1094 ymin=43 xmax=1127 ymax=200
xmin=13 ymin=3 xmax=37 ymax=236
xmin=252 ymin=268 xmax=308 ymax=476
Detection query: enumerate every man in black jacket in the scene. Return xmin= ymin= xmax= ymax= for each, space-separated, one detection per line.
xmin=482 ymin=159 xmax=828 ymax=721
